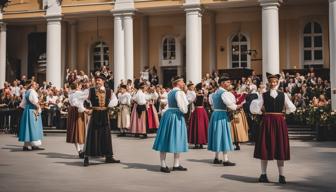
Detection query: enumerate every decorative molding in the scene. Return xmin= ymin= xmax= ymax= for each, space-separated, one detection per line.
xmin=259 ymin=0 xmax=282 ymax=7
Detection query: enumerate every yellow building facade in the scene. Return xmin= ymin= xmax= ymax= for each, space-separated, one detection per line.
xmin=0 ymin=0 xmax=334 ymax=93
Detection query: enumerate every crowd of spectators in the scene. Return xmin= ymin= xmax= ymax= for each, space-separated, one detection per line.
xmin=0 ymin=66 xmax=333 ymax=133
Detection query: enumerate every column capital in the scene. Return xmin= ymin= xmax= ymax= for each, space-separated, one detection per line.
xmin=184 ymin=0 xmax=202 ymax=12
xmin=112 ymin=0 xmax=136 ymax=16
xmin=46 ymin=14 xmax=62 ymax=22
xmin=259 ymin=0 xmax=282 ymax=7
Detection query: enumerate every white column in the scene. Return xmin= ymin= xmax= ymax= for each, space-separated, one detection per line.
xmin=61 ymin=22 xmax=66 ymax=85
xmin=198 ymin=11 xmax=202 ymax=79
xmin=185 ymin=7 xmax=202 ymax=84
xmin=0 ymin=22 xmax=6 ymax=89
xmin=46 ymin=16 xmax=62 ymax=88
xmin=330 ymin=0 xmax=336 ymax=110
xmin=124 ymin=13 xmax=134 ymax=80
xmin=140 ymin=15 xmax=148 ymax=73
xmin=114 ymin=14 xmax=125 ymax=89
xmin=70 ymin=21 xmax=77 ymax=70
xmin=259 ymin=0 xmax=281 ymax=82
xmin=209 ymin=12 xmax=217 ymax=73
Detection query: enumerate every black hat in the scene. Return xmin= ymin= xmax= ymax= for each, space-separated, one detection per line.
xmin=171 ymin=76 xmax=184 ymax=83
xmin=218 ymin=73 xmax=231 ymax=84
xmin=195 ymin=83 xmax=203 ymax=91
xmin=139 ymin=82 xmax=146 ymax=89
xmin=120 ymin=84 xmax=127 ymax=89
xmin=95 ymin=72 xmax=107 ymax=81
xmin=266 ymin=72 xmax=281 ymax=80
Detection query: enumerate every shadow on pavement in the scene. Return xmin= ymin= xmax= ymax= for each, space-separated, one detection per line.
xmin=187 ymin=159 xmax=212 ymax=164
xmin=121 ymin=162 xmax=161 ymax=173
xmin=37 ymin=152 xmax=78 ymax=159
xmin=2 ymin=147 xmax=24 ymax=152
xmin=55 ymin=161 xmax=103 ymax=167
xmin=221 ymin=174 xmax=258 ymax=183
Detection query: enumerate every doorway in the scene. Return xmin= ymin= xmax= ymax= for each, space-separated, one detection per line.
xmin=161 ymin=67 xmax=178 ymax=88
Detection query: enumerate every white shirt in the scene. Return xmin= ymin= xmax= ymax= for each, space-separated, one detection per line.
xmin=69 ymin=90 xmax=87 ymax=113
xmin=250 ymin=88 xmax=296 ymax=115
xmin=46 ymin=95 xmax=58 ymax=104
xmin=186 ymin=90 xmax=196 ymax=104
xmin=172 ymin=87 xmax=189 ymax=114
xmin=208 ymin=87 xmax=238 ymax=110
xmin=19 ymin=89 xmax=39 ymax=111
xmin=11 ymin=86 xmax=20 ymax=97
xmin=160 ymin=91 xmax=168 ymax=105
xmin=145 ymin=92 xmax=159 ymax=102
xmin=118 ymin=92 xmax=132 ymax=106
xmin=132 ymin=89 xmax=147 ymax=105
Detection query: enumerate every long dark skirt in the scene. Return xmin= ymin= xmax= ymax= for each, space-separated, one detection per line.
xmin=254 ymin=114 xmax=290 ymax=161
xmin=84 ymin=110 xmax=113 ymax=157
xmin=66 ymin=107 xmax=86 ymax=144
xmin=188 ymin=106 xmax=209 ymax=145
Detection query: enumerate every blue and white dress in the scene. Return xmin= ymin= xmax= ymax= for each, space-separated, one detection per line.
xmin=153 ymin=87 xmax=188 ymax=153
xmin=208 ymin=87 xmax=237 ymax=152
xmin=18 ymin=89 xmax=43 ymax=146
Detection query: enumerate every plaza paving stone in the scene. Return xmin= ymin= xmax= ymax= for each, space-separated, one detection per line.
xmin=0 ymin=134 xmax=335 ymax=192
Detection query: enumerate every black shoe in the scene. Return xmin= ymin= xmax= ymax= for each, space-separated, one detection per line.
xmin=234 ymin=145 xmax=241 ymax=150
xmin=134 ymin=134 xmax=140 ymax=138
xmin=213 ymin=158 xmax=223 ymax=164
xmin=258 ymin=174 xmax=269 ymax=183
xmin=117 ymin=133 xmax=125 ymax=137
xmin=84 ymin=157 xmax=89 ymax=167
xmin=160 ymin=166 xmax=170 ymax=173
xmin=142 ymin=134 xmax=148 ymax=139
xmin=193 ymin=145 xmax=199 ymax=149
xmin=199 ymin=145 xmax=204 ymax=149
xmin=279 ymin=175 xmax=286 ymax=184
xmin=223 ymin=161 xmax=236 ymax=166
xmin=23 ymin=146 xmax=30 ymax=151
xmin=78 ymin=151 xmax=85 ymax=159
xmin=172 ymin=166 xmax=188 ymax=171
xmin=105 ymin=157 xmax=120 ymax=163
xmin=31 ymin=146 xmax=45 ymax=151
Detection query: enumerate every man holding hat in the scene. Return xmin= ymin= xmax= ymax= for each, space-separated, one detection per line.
xmin=250 ymin=73 xmax=296 ymax=184
xmin=83 ymin=73 xmax=120 ymax=166
xmin=153 ymin=76 xmax=189 ymax=173
xmin=208 ymin=74 xmax=243 ymax=166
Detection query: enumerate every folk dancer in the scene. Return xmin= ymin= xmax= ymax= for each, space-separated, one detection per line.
xmin=153 ymin=76 xmax=189 ymax=173
xmin=250 ymin=73 xmax=296 ymax=184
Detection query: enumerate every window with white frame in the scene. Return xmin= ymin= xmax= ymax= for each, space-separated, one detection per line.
xmin=93 ymin=41 xmax=109 ymax=70
xmin=231 ymin=33 xmax=248 ymax=68
xmin=162 ymin=37 xmax=176 ymax=60
xmin=303 ymin=22 xmax=323 ymax=68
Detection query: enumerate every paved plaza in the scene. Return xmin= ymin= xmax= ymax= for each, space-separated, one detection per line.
xmin=0 ymin=133 xmax=336 ymax=192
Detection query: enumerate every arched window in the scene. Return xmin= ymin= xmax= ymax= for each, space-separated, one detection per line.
xmin=303 ymin=22 xmax=323 ymax=68
xmin=162 ymin=37 xmax=176 ymax=60
xmin=93 ymin=41 xmax=109 ymax=70
xmin=231 ymin=33 xmax=248 ymax=68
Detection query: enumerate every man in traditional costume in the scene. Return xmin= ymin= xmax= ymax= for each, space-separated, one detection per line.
xmin=83 ymin=74 xmax=120 ymax=166
xmin=18 ymin=80 xmax=45 ymax=151
xmin=66 ymin=82 xmax=88 ymax=158
xmin=130 ymin=82 xmax=147 ymax=138
xmin=153 ymin=76 xmax=189 ymax=173
xmin=250 ymin=73 xmax=296 ymax=184
xmin=208 ymin=74 xmax=242 ymax=166
xmin=117 ymin=85 xmax=132 ymax=137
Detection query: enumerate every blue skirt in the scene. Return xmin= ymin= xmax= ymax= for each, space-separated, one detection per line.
xmin=18 ymin=107 xmax=43 ymax=142
xmin=153 ymin=109 xmax=188 ymax=153
xmin=207 ymin=111 xmax=233 ymax=152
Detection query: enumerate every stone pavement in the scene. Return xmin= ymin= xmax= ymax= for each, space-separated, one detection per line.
xmin=0 ymin=134 xmax=335 ymax=192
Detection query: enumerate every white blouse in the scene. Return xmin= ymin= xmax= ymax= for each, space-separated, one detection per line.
xmin=69 ymin=90 xmax=87 ymax=113
xmin=132 ymin=90 xmax=147 ymax=105
xmin=208 ymin=87 xmax=238 ymax=110
xmin=19 ymin=89 xmax=39 ymax=110
xmin=172 ymin=87 xmax=189 ymax=114
xmin=186 ymin=90 xmax=196 ymax=104
xmin=118 ymin=92 xmax=132 ymax=106
xmin=250 ymin=89 xmax=296 ymax=115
